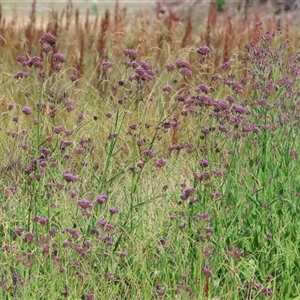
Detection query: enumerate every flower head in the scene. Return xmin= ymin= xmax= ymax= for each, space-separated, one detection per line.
xmin=39 ymin=33 xmax=57 ymax=46
xmin=123 ymin=48 xmax=138 ymax=60
xmin=101 ymin=61 xmax=113 ymax=71
xmin=53 ymin=53 xmax=66 ymax=64
xmin=197 ymin=46 xmax=211 ymax=55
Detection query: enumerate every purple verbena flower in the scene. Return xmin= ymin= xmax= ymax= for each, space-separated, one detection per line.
xmin=109 ymin=207 xmax=119 ymax=215
xmin=179 ymin=67 xmax=192 ymax=77
xmin=53 ymin=53 xmax=66 ymax=64
xmin=63 ymin=171 xmax=79 ymax=182
xmin=195 ymin=84 xmax=210 ymax=94
xmin=77 ymin=199 xmax=93 ymax=209
xmin=197 ymin=46 xmax=211 ymax=55
xmin=14 ymin=71 xmax=29 ymax=79
xmin=39 ymin=70 xmax=46 ymax=78
xmin=123 ymin=48 xmax=138 ymax=60
xmin=220 ymin=61 xmax=230 ymax=70
xmin=96 ymin=194 xmax=108 ymax=204
xmin=16 ymin=56 xmax=27 ymax=66
xmin=24 ymin=232 xmax=34 ymax=243
xmin=101 ymin=61 xmax=113 ymax=71
xmin=27 ymin=56 xmax=42 ymax=68
xmin=175 ymin=59 xmax=191 ymax=69
xmin=70 ymin=74 xmax=78 ymax=82
xmin=22 ymin=106 xmax=32 ymax=115
xmin=155 ymin=158 xmax=167 ymax=168
xmin=41 ymin=45 xmax=53 ymax=53
xmin=166 ymin=63 xmax=175 ymax=72
xmin=162 ymin=85 xmax=172 ymax=92
xmin=140 ymin=60 xmax=151 ymax=70
xmin=39 ymin=33 xmax=57 ymax=46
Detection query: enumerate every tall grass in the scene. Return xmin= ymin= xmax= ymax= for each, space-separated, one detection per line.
xmin=1 ymin=1 xmax=300 ymax=299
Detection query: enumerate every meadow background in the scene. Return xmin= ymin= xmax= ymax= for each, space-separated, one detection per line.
xmin=1 ymin=0 xmax=300 ymax=299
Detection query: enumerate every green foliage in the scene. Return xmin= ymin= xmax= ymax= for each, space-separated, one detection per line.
xmin=216 ymin=0 xmax=226 ymax=12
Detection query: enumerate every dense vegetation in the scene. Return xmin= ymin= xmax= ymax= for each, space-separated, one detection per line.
xmin=1 ymin=1 xmax=300 ymax=299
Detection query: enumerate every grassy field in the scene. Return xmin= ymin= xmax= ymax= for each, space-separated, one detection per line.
xmin=1 ymin=0 xmax=300 ymax=299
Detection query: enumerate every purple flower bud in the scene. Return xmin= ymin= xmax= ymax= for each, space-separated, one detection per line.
xmin=166 ymin=63 xmax=175 ymax=72
xmin=197 ymin=46 xmax=211 ymax=55
xmin=199 ymin=159 xmax=209 ymax=168
xmin=63 ymin=171 xmax=79 ymax=182
xmin=179 ymin=67 xmax=192 ymax=77
xmin=53 ymin=53 xmax=66 ymax=63
xmin=39 ymin=32 xmax=57 ymax=46
xmin=22 ymin=106 xmax=32 ymax=115
xmin=175 ymin=59 xmax=191 ymax=69
xmin=155 ymin=158 xmax=167 ymax=168
xmin=162 ymin=85 xmax=172 ymax=92
xmin=39 ymin=70 xmax=46 ymax=78
xmin=24 ymin=232 xmax=34 ymax=243
xmin=101 ymin=61 xmax=113 ymax=71
xmin=77 ymin=199 xmax=93 ymax=209
xmin=41 ymin=45 xmax=53 ymax=53
xmin=109 ymin=207 xmax=119 ymax=215
xmin=70 ymin=74 xmax=78 ymax=82
xmin=53 ymin=126 xmax=63 ymax=134
xmin=14 ymin=71 xmax=29 ymax=79
xmin=123 ymin=48 xmax=138 ymax=59
xmin=96 ymin=194 xmax=108 ymax=204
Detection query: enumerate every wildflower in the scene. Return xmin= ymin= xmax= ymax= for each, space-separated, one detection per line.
xmin=14 ymin=227 xmax=24 ymax=237
xmin=179 ymin=67 xmax=192 ymax=77
xmin=77 ymin=199 xmax=93 ymax=209
xmin=70 ymin=74 xmax=78 ymax=82
xmin=22 ymin=106 xmax=32 ymax=115
xmin=101 ymin=61 xmax=113 ymax=71
xmin=27 ymin=56 xmax=42 ymax=68
xmin=290 ymin=150 xmax=298 ymax=159
xmin=39 ymin=70 xmax=46 ymax=78
xmin=14 ymin=71 xmax=29 ymax=79
xmin=142 ymin=149 xmax=155 ymax=158
xmin=195 ymin=84 xmax=210 ymax=94
xmin=63 ymin=171 xmax=79 ymax=183
xmin=24 ymin=232 xmax=34 ymax=243
xmin=41 ymin=45 xmax=53 ymax=53
xmin=39 ymin=33 xmax=57 ymax=46
xmin=97 ymin=219 xmax=107 ymax=228
xmin=86 ymin=293 xmax=94 ymax=300
xmin=175 ymin=59 xmax=191 ymax=69
xmin=198 ymin=55 xmax=207 ymax=63
xmin=155 ymin=158 xmax=167 ymax=168
xmin=140 ymin=60 xmax=151 ymax=70
xmin=96 ymin=194 xmax=108 ymax=204
xmin=53 ymin=64 xmax=61 ymax=72
xmin=7 ymin=103 xmax=14 ymax=111
xmin=197 ymin=46 xmax=211 ymax=55
xmin=232 ymin=104 xmax=247 ymax=114
xmin=69 ymin=190 xmax=78 ymax=198
xmin=162 ymin=85 xmax=172 ymax=92
xmin=166 ymin=63 xmax=175 ymax=72
xmin=202 ymin=266 xmax=212 ymax=277
xmin=199 ymin=159 xmax=209 ymax=168
xmin=16 ymin=56 xmax=27 ymax=66
xmin=109 ymin=207 xmax=119 ymax=215
xmin=220 ymin=61 xmax=230 ymax=70
xmin=123 ymin=48 xmax=138 ymax=60
xmin=212 ymin=73 xmax=222 ymax=81
xmin=119 ymin=252 xmax=127 ymax=258
xmin=53 ymin=126 xmax=63 ymax=134
xmin=53 ymin=53 xmax=66 ymax=64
